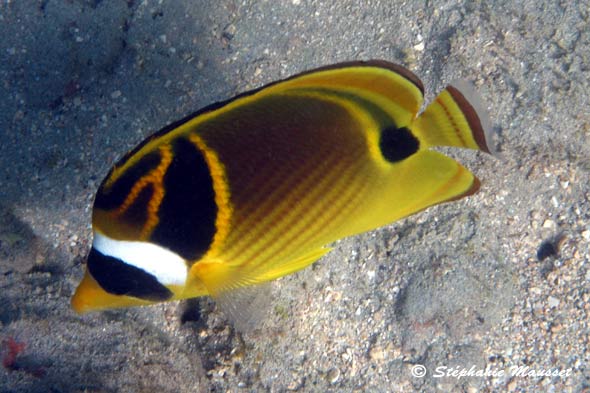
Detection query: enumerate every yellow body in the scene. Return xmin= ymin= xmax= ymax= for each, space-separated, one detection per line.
xmin=72 ymin=61 xmax=490 ymax=314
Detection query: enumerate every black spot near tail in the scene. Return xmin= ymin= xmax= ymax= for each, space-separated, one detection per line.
xmin=379 ymin=126 xmax=420 ymax=162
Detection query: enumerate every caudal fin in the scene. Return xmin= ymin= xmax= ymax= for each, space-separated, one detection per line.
xmin=413 ymin=80 xmax=494 ymax=154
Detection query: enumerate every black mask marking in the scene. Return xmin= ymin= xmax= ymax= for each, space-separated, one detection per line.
xmin=95 ymin=152 xmax=161 ymax=211
xmin=150 ymin=137 xmax=217 ymax=261
xmin=87 ymin=247 xmax=173 ymax=301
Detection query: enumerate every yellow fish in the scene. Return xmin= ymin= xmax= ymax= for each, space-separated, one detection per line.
xmin=72 ymin=60 xmax=492 ymax=320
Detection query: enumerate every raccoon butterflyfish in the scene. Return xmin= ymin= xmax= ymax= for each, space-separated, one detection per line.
xmin=72 ymin=60 xmax=493 ymax=324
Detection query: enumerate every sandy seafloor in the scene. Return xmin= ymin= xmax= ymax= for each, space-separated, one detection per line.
xmin=1 ymin=1 xmax=589 ymax=392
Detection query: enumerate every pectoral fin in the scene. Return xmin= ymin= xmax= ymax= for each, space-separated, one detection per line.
xmin=190 ymin=247 xmax=332 ymax=331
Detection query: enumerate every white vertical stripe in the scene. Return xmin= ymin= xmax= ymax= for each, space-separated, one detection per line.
xmin=93 ymin=232 xmax=187 ymax=286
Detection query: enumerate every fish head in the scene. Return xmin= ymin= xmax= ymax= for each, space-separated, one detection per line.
xmin=71 ymin=231 xmax=195 ymax=313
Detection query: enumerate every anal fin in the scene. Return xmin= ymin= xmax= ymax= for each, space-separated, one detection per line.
xmin=214 ymin=282 xmax=272 ymax=332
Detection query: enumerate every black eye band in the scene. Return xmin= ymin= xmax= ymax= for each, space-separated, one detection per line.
xmin=87 ymin=248 xmax=173 ymax=301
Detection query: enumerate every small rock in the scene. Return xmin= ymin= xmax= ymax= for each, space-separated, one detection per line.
xmin=287 ymin=375 xmax=304 ymax=391
xmin=369 ymin=346 xmax=385 ymax=362
xmin=326 ymin=367 xmax=340 ymax=384
xmin=547 ymin=296 xmax=560 ymax=308
xmin=223 ymin=24 xmax=236 ymax=40
xmin=506 ymin=378 xmax=518 ymax=391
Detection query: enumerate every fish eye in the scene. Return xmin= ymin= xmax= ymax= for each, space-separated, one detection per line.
xmin=379 ymin=126 xmax=420 ymax=162
xmin=87 ymin=247 xmax=173 ymax=301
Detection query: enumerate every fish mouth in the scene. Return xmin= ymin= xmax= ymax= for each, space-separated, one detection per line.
xmin=71 ymin=269 xmax=152 ymax=313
